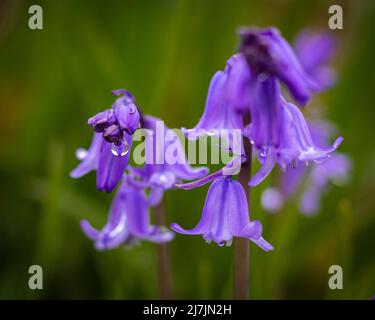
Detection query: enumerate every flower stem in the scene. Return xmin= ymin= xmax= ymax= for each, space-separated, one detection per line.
xmin=154 ymin=200 xmax=173 ymax=299
xmin=234 ymin=116 xmax=252 ymax=300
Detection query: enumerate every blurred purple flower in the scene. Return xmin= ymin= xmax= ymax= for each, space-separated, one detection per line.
xmin=70 ymin=89 xmax=140 ymax=192
xmin=81 ymin=180 xmax=174 ymax=250
xmin=239 ymin=27 xmax=320 ymax=105
xmin=294 ymin=29 xmax=337 ymax=89
xmin=171 ymin=177 xmax=273 ymax=251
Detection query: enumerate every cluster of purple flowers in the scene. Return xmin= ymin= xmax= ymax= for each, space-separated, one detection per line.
xmin=71 ymin=26 xmax=349 ymax=252
xmin=259 ymin=30 xmax=351 ymax=215
xmin=71 ymin=91 xmax=207 ymax=249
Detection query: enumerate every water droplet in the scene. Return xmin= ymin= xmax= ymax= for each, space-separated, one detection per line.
xmin=207 ymin=130 xmax=216 ymax=136
xmin=76 ymin=148 xmax=88 ymax=160
xmin=111 ymin=137 xmax=129 ymax=157
xmin=250 ymin=140 xmax=255 ymax=145
xmin=259 ymin=147 xmax=267 ymax=158
xmin=159 ymin=174 xmax=168 ymax=184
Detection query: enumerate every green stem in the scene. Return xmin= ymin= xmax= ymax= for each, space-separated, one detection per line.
xmin=154 ymin=200 xmax=173 ymax=299
xmin=234 ymin=117 xmax=252 ymax=300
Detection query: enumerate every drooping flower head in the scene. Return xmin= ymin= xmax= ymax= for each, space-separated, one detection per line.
xmin=182 ymin=64 xmax=244 ymax=157
xmin=70 ymin=89 xmax=140 ymax=192
xmin=261 ymin=120 xmax=351 ymax=215
xmin=248 ymin=100 xmax=343 ymax=187
xmin=171 ymin=177 xmax=273 ymax=251
xmin=224 ymin=27 xmax=344 ymax=187
xmin=238 ymin=27 xmax=321 ymax=105
xmin=259 ymin=30 xmax=349 ymax=215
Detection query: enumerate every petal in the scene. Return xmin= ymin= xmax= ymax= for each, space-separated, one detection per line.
xmin=148 ymin=187 xmax=164 ymax=207
xmin=239 ymin=27 xmax=319 ymax=105
xmin=175 ymin=156 xmax=242 ymax=190
xmin=226 ymin=179 xmax=251 ymax=235
xmin=280 ymin=164 xmax=306 ymax=197
xmin=286 ymin=102 xmax=343 ymax=161
xmin=96 ymin=133 xmax=132 ymax=192
xmin=115 ymin=102 xmax=140 ymax=134
xmin=248 ymin=76 xmax=283 ymax=148
xmin=173 ymin=179 xmax=236 ymax=245
xmin=171 ymin=179 xmax=225 ymax=236
xmin=144 ymin=227 xmax=175 ymax=243
xmin=249 ymin=151 xmax=276 ymax=186
xmin=80 ymin=220 xmax=100 ymax=241
xmin=239 ymin=220 xmax=262 ymax=240
xmin=150 ymin=171 xmax=176 ymax=189
xmin=185 ymin=71 xmax=227 ymax=136
xmin=251 ymin=237 xmax=274 ymax=252
xmin=124 ymin=187 xmax=173 ymax=242
xmin=70 ymin=133 xmax=102 ymax=178
xmin=225 ymin=53 xmax=251 ymax=112
xmin=171 ymin=164 xmax=209 ymax=181
xmin=124 ymin=188 xmax=151 ymax=237
xmin=81 ymin=185 xmax=130 ymax=250
xmin=294 ymin=30 xmax=337 ymax=77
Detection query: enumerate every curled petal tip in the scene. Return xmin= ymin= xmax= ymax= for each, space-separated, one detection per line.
xmin=170 ymin=223 xmax=185 ymax=233
xmin=252 ymin=237 xmax=274 ymax=252
xmin=248 ymin=179 xmax=258 ymax=187
xmin=333 ymin=136 xmax=344 ymax=149
xmin=80 ymin=220 xmax=100 ymax=241
xmin=69 ymin=169 xmax=80 ymax=179
xmin=174 ymin=183 xmax=193 ymax=190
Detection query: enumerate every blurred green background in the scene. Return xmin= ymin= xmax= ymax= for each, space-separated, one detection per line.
xmin=0 ymin=0 xmax=374 ymax=299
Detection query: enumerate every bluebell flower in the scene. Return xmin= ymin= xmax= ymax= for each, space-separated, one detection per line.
xmin=181 ymin=61 xmax=245 ymax=156
xmin=248 ymin=100 xmax=343 ymax=186
xmin=261 ymin=120 xmax=351 ymax=215
xmin=239 ymin=27 xmax=320 ymax=105
xmin=70 ymin=89 xmax=140 ymax=192
xmin=81 ymin=179 xmax=174 ymax=250
xmin=259 ymin=30 xmax=350 ymax=215
xmin=171 ymin=177 xmax=273 ymax=251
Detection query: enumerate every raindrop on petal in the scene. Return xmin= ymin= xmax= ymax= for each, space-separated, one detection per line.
xmin=207 ymin=129 xmax=217 ymax=136
xmin=111 ymin=137 xmax=129 ymax=157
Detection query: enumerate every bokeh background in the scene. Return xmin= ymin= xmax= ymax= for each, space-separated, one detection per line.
xmin=1 ymin=0 xmax=374 ymax=299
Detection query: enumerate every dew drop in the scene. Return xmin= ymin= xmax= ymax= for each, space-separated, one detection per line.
xmin=76 ymin=148 xmax=88 ymax=160
xmin=111 ymin=137 xmax=129 ymax=157
xmin=259 ymin=147 xmax=267 ymax=158
xmin=207 ymin=129 xmax=216 ymax=136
